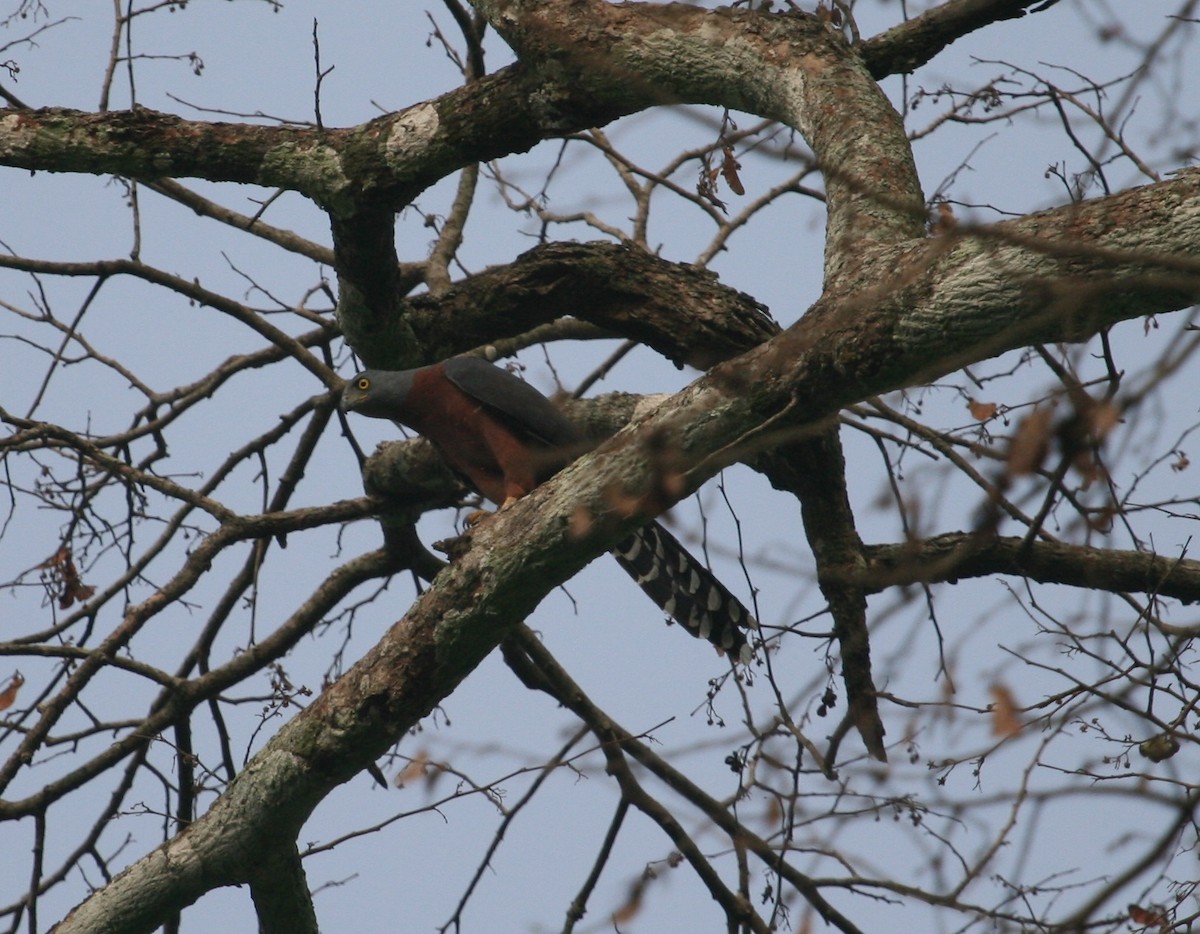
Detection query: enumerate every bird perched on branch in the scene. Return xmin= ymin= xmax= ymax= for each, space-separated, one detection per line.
xmin=341 ymin=355 xmax=756 ymax=663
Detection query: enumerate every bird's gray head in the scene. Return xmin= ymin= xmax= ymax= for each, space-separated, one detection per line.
xmin=340 ymin=369 xmax=417 ymax=420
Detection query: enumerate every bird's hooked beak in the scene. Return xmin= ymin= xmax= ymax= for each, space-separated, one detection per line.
xmin=339 ymin=379 xmax=365 ymax=412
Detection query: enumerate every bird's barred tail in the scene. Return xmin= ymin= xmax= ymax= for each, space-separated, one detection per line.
xmin=611 ymin=521 xmax=757 ymax=664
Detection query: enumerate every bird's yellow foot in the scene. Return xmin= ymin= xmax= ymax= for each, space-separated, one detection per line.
xmin=464 ymin=509 xmax=494 ymax=528
xmin=465 ymin=496 xmax=518 ymax=528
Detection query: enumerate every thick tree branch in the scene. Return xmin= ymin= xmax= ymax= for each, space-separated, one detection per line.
xmin=0 ymin=108 xmax=349 ymax=198
xmin=860 ymin=0 xmax=1055 ymax=78
xmin=248 ymin=845 xmax=319 ymax=931
xmin=856 ymin=532 xmax=1200 ymax=604
xmin=248 ymin=846 xmax=319 ymax=934
xmin=401 ymin=241 xmax=778 ymax=369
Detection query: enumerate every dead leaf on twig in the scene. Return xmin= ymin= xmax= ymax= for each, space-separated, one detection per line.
xmin=0 ymin=673 xmax=24 ymax=712
xmin=989 ymin=683 xmax=1022 ymax=737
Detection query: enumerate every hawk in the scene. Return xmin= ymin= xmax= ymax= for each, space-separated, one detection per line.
xmin=342 ymin=356 xmax=756 ymax=662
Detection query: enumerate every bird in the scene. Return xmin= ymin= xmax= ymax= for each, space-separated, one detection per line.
xmin=341 ymin=355 xmax=756 ymax=662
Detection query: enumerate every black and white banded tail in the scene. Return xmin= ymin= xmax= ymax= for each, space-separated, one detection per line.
xmin=612 ymin=521 xmax=756 ymax=664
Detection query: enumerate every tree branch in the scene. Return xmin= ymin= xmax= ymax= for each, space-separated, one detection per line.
xmin=402 ymin=241 xmax=778 ymax=369
xmin=856 ymin=532 xmax=1200 ymax=605
xmin=248 ymin=845 xmax=319 ymax=934
xmin=763 ymin=433 xmax=888 ymax=761
xmin=860 ymin=0 xmax=1055 ymax=78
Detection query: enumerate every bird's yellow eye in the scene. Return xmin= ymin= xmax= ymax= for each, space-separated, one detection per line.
xmin=357 ymin=377 xmax=370 ymax=391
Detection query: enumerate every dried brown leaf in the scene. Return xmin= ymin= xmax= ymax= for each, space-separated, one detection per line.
xmin=612 ymin=891 xmax=643 ymax=926
xmin=38 ymin=546 xmax=70 ymax=570
xmin=1008 ymin=408 xmax=1053 ymax=476
xmin=60 ymin=579 xmax=96 ymax=610
xmin=40 ymin=546 xmax=95 ymax=609
xmin=989 ymin=683 xmax=1022 ymax=737
xmin=967 ymin=398 xmax=998 ymax=422
xmin=0 ymin=673 xmax=24 ymax=712
xmin=720 ymin=144 xmax=745 ymax=196
xmin=394 ymin=751 xmax=429 ymax=789
xmin=1086 ymin=400 xmax=1121 ymax=441
xmin=1127 ymin=903 xmax=1168 ymax=928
